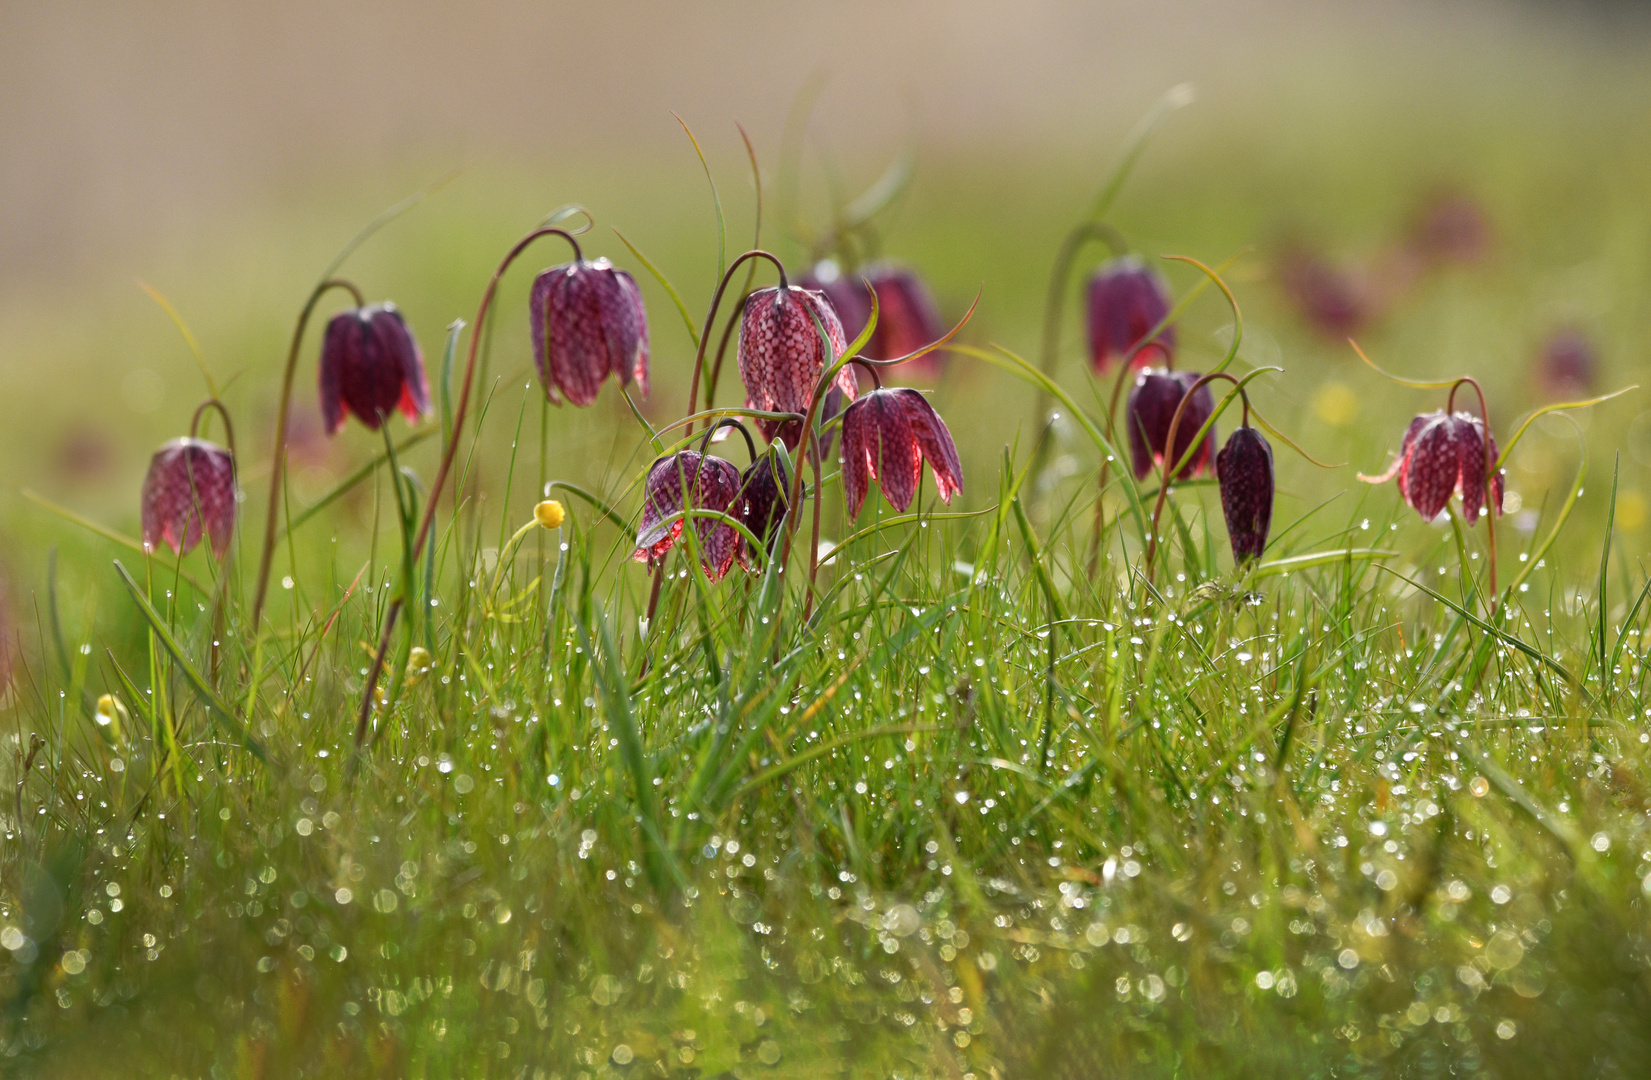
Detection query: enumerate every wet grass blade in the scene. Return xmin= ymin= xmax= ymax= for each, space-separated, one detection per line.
xmin=113 ymin=560 xmax=267 ymax=762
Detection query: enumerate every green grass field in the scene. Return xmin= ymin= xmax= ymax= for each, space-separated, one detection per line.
xmin=5 ymin=77 xmax=1651 ymax=1078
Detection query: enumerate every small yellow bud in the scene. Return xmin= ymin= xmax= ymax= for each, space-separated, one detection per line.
xmin=405 ymin=645 xmax=434 ymax=685
xmin=94 ymin=693 xmax=127 ymax=743
xmin=534 ymin=499 xmax=565 ymax=530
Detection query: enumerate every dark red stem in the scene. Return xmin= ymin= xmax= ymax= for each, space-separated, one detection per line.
xmin=1448 ymin=376 xmax=1499 ymax=606
xmin=250 ymin=277 xmax=364 ymax=631
xmin=354 ymin=226 xmax=582 ymax=749
xmin=686 ymin=250 xmax=789 ymax=433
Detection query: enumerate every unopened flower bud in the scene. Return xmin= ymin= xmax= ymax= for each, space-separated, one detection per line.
xmin=535 ymin=499 xmax=566 ymax=530
xmin=405 ymin=646 xmax=433 ymax=685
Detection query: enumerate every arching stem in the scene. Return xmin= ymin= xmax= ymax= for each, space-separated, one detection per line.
xmin=703 ymin=290 xmax=751 ymax=411
xmin=1448 ymin=376 xmax=1500 ymax=607
xmin=685 ymin=251 xmax=789 ymax=433
xmin=354 ymin=226 xmax=583 ymax=750
xmin=250 ymin=277 xmax=364 ymax=631
xmin=190 ymin=397 xmax=237 ymax=682
xmin=1029 ymin=221 xmax=1127 ymax=474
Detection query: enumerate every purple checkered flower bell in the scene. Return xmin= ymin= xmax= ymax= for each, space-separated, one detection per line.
xmin=840 ymin=388 xmax=962 ymax=520
xmin=1362 ymin=411 xmax=1504 ymax=524
xmin=141 ymin=438 xmax=237 ymax=558
xmin=738 ymin=285 xmax=857 ymax=449
xmin=1216 ymin=426 xmax=1273 ymax=564
xmin=1125 ymin=369 xmax=1216 ymax=481
xmin=632 ymin=451 xmax=743 ymax=581
xmin=1537 ymin=328 xmax=1596 ymax=401
xmin=735 ymin=454 xmax=791 ymax=567
xmin=529 ymin=257 xmax=649 ymax=406
xmin=1086 ymin=257 xmax=1175 ymax=375
xmin=319 ymin=303 xmax=430 ymax=433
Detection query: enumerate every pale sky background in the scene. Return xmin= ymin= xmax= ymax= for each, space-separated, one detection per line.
xmin=3 ymin=0 xmax=1645 ymax=290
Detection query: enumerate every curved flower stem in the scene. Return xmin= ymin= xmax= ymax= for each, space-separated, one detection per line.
xmin=685 ymin=250 xmax=789 ymax=433
xmin=190 ymin=397 xmax=237 ymax=681
xmin=249 ymin=277 xmax=363 ymax=631
xmin=703 ymin=290 xmax=752 ymax=411
xmin=1448 ymin=375 xmax=1499 ymax=607
xmin=353 ymin=226 xmax=582 ymax=751
xmin=1030 ymin=221 xmax=1128 ymax=455
xmin=698 ymin=417 xmax=758 ymax=462
xmin=847 ymin=356 xmax=885 ymax=390
xmin=189 ymin=398 xmax=237 ymax=457
xmin=1144 ymin=372 xmax=1244 ymax=581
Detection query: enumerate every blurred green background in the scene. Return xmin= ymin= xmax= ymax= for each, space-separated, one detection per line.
xmin=3 ymin=0 xmax=1650 ymax=607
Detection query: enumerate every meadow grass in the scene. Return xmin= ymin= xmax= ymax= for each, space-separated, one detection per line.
xmin=5 ymin=100 xmax=1651 ymax=1079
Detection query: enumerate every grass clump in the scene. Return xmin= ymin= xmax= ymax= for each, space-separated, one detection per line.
xmin=5 ymin=103 xmax=1651 ymax=1079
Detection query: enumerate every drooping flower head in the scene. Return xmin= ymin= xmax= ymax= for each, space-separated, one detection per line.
xmin=1086 ymin=257 xmax=1175 ymax=375
xmin=632 ymin=451 xmax=743 ymax=581
xmin=738 ymin=284 xmax=856 ymax=449
xmin=1362 ymin=411 xmax=1504 ymax=524
xmin=1537 ymin=328 xmax=1596 ymax=401
xmin=1216 ymin=426 xmax=1274 ymax=564
xmin=840 ymin=388 xmax=962 ymax=520
xmin=319 ymin=303 xmax=430 ymax=433
xmin=1277 ymin=246 xmax=1373 ymax=339
xmin=1125 ymin=369 xmax=1216 ymax=481
xmin=529 ymin=257 xmax=649 ymax=406
xmin=735 ymin=454 xmax=791 ymax=568
xmin=141 ymin=438 xmax=237 ymax=558
xmin=1408 ymin=189 xmax=1491 ymax=265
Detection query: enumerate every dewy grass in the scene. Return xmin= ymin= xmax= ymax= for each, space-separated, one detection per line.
xmin=6 ymin=118 xmax=1651 ymax=1079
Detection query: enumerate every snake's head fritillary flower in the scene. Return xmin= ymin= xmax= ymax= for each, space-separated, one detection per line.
xmin=1125 ymin=369 xmax=1216 ymax=481
xmin=840 ymin=388 xmax=962 ymax=520
xmin=632 ymin=451 xmax=743 ymax=582
xmin=1087 ymin=257 xmax=1175 ymax=375
xmin=736 ymin=455 xmax=791 ymax=567
xmin=1216 ymin=426 xmax=1274 ymax=565
xmin=1409 ymin=189 xmax=1491 ymax=265
xmin=738 ymin=285 xmax=856 ymax=449
xmin=863 ymin=263 xmax=946 ymax=378
xmin=141 ymin=438 xmax=237 ymax=558
xmin=529 ymin=257 xmax=649 ymax=407
xmin=1537 ymin=328 xmax=1597 ymax=400
xmin=1278 ymin=247 xmax=1372 ymax=338
xmin=318 ymin=303 xmax=430 ymax=434
xmin=1362 ymin=411 xmax=1504 ymax=524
